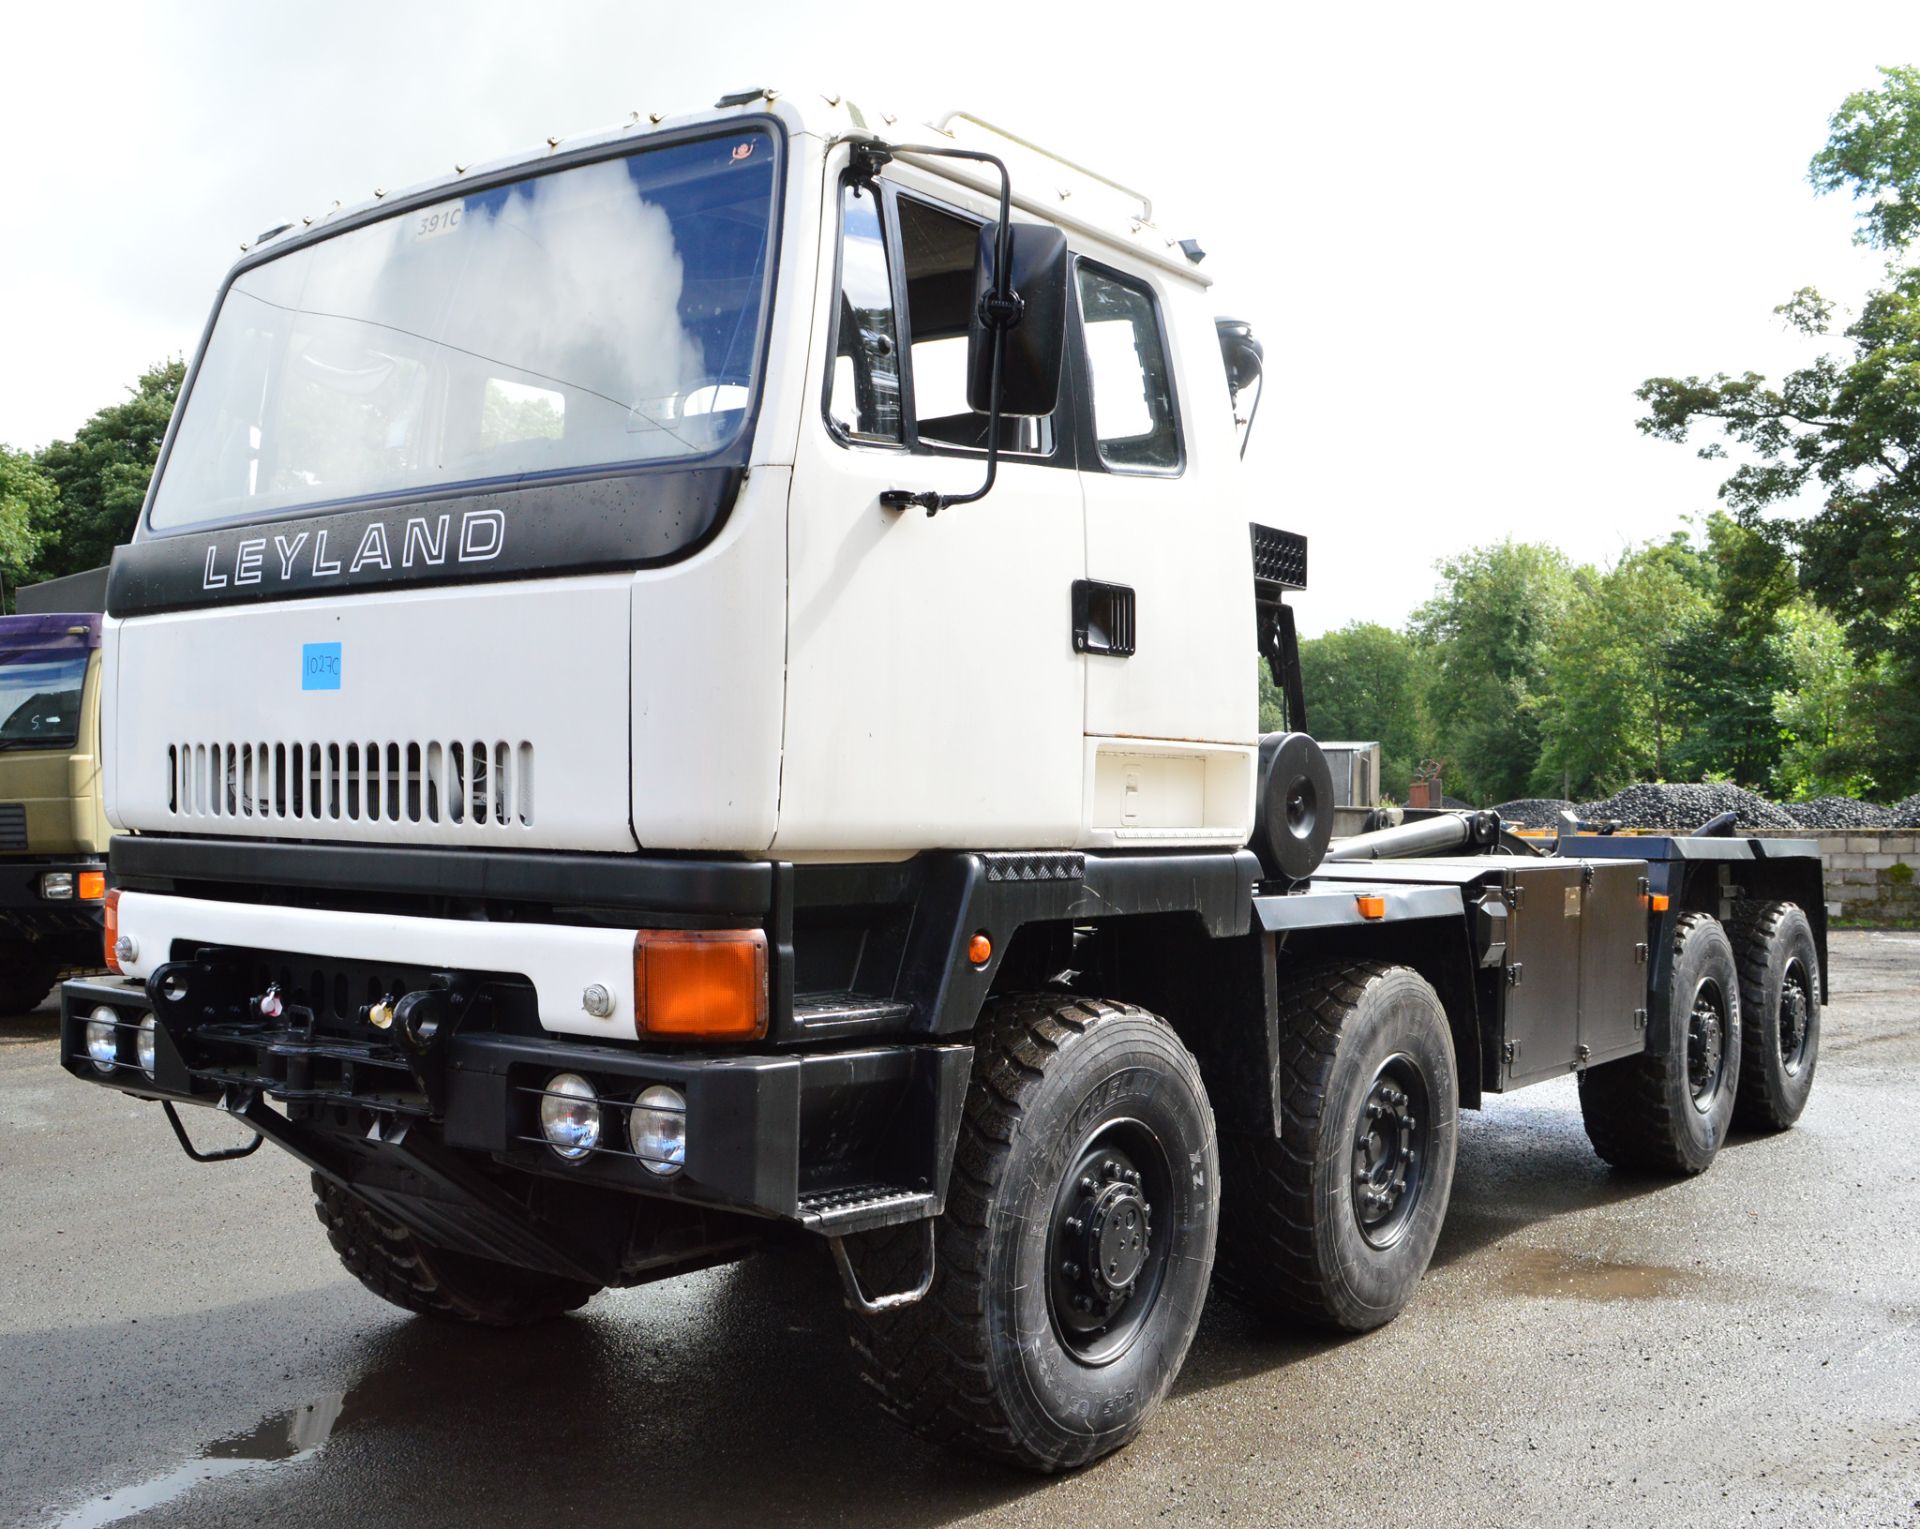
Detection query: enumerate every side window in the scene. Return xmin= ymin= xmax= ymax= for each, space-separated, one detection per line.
xmin=1076 ymin=264 xmax=1180 ymax=472
xmin=897 ymin=195 xmax=1055 ymax=457
xmin=827 ymin=183 xmax=903 ymax=442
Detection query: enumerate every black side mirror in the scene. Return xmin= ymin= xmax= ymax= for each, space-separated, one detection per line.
xmin=966 ymin=222 xmax=1069 ymax=417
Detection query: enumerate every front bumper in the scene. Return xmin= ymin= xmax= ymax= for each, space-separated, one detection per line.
xmin=61 ymin=968 xmax=968 ymax=1239
xmin=0 ymin=856 xmax=107 ymax=937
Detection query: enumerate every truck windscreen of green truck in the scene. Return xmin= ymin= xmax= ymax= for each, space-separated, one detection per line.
xmin=0 ymin=655 xmax=86 ymax=749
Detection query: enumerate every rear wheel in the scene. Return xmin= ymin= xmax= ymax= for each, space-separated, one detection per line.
xmin=1579 ymin=912 xmax=1741 ymax=1175
xmin=848 ymin=994 xmax=1218 ymax=1473
xmin=312 ymin=1174 xmax=601 ymax=1327
xmin=1214 ymin=961 xmax=1458 ymax=1332
xmin=1726 ymin=900 xmax=1820 ymax=1131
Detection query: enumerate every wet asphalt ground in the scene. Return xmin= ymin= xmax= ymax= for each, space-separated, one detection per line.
xmin=3 ymin=930 xmax=1917 ymax=1528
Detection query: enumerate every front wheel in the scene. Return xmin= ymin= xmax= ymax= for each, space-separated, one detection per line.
xmin=313 ymin=1175 xmax=602 ymax=1327
xmin=848 ymin=995 xmax=1218 ymax=1473
xmin=0 ymin=940 xmax=60 ymax=1015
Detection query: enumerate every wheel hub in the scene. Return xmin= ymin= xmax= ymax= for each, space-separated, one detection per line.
xmin=1057 ymin=1156 xmax=1152 ymax=1313
xmin=1687 ymin=980 xmax=1729 ymax=1110
xmin=1351 ymin=1055 xmax=1430 ymax=1249
xmin=1779 ymin=969 xmax=1810 ymax=1074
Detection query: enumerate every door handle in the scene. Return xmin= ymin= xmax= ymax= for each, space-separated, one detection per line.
xmin=1072 ymin=580 xmax=1135 ymax=657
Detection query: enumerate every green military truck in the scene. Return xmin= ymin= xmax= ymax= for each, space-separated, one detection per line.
xmin=0 ymin=570 xmax=110 ymax=1011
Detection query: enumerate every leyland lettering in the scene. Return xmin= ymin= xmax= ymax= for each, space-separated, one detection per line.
xmin=200 ymin=508 xmax=505 ymax=590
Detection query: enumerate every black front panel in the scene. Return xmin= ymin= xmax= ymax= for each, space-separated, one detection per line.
xmin=106 ymin=465 xmax=745 ymax=617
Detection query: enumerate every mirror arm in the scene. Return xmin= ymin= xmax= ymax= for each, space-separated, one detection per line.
xmin=837 ymin=136 xmax=1017 ymax=517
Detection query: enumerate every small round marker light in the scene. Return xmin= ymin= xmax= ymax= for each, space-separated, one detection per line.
xmin=581 ymin=983 xmax=614 ymax=1019
xmin=539 ymin=1073 xmax=601 ymax=1161
xmin=137 ymin=1013 xmax=157 ymax=1078
xmin=967 ymin=932 xmax=993 ymax=966
xmin=629 ymin=1085 xmax=687 ymax=1176
xmin=85 ymin=1006 xmax=119 ymax=1074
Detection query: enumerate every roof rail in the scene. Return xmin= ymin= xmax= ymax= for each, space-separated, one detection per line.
xmin=934 ymin=111 xmax=1153 ymax=223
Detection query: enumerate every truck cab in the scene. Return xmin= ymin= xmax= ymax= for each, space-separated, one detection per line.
xmin=0 ymin=611 xmax=109 ymax=1009
xmin=60 ymin=92 xmax=1828 ymax=1475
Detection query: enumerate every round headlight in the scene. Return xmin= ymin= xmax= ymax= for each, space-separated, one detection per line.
xmin=538 ymin=1073 xmax=601 ymax=1161
xmin=629 ymin=1085 xmax=687 ymax=1176
xmin=137 ymin=1013 xmax=157 ymax=1079
xmin=86 ymin=1006 xmax=119 ymax=1074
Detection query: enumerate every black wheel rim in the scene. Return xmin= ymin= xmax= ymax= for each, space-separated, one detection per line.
xmin=1687 ymin=976 xmax=1731 ymax=1112
xmin=1351 ymin=1052 xmax=1433 ymax=1250
xmin=1045 ymin=1117 xmax=1173 ymax=1366
xmin=1778 ymin=958 xmax=1813 ymax=1077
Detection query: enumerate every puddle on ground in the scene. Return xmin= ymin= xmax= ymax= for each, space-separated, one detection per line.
xmin=50 ymin=1394 xmax=348 ymax=1529
xmin=1499 ymin=1247 xmax=1702 ymax=1301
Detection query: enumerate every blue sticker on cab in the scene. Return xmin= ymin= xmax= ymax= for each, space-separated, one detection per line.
xmin=302 ymin=642 xmax=341 ymax=691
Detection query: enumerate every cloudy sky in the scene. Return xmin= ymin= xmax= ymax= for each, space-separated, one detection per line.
xmin=1 ymin=0 xmax=1913 ymax=630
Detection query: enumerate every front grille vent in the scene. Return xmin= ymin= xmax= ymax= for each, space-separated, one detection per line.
xmin=0 ymin=803 xmax=25 ymax=850
xmin=165 ymin=739 xmax=535 ymax=829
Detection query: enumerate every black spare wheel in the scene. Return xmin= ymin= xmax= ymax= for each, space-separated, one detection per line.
xmin=1213 ymin=960 xmax=1458 ymax=1330
xmin=1579 ymin=912 xmax=1743 ymax=1175
xmin=848 ymin=994 xmax=1218 ymax=1473
xmin=1253 ymin=731 xmax=1335 ymax=881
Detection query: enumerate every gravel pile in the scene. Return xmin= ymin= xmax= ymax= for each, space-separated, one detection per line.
xmin=1492 ymin=798 xmax=1577 ymax=828
xmin=1891 ymin=793 xmax=1920 ymax=828
xmin=1784 ymin=796 xmax=1896 ymax=829
xmin=1576 ymin=782 xmax=1798 ymax=831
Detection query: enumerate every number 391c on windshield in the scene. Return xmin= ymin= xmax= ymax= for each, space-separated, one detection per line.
xmin=414 ymin=204 xmax=463 ymax=241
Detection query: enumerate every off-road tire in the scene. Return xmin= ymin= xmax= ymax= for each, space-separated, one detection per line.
xmin=1579 ymin=912 xmax=1741 ymax=1176
xmin=0 ymin=941 xmax=60 ymax=1015
xmin=1726 ymin=900 xmax=1820 ymax=1131
xmin=313 ymin=1174 xmax=601 ymax=1326
xmin=1213 ymin=961 xmax=1458 ymax=1332
xmin=847 ymin=994 xmax=1218 ymax=1473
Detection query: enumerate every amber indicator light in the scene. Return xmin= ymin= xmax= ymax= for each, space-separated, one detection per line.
xmin=632 ymin=929 xmax=768 ymax=1041
xmin=967 ymin=932 xmax=993 ymax=966
xmin=103 ymin=888 xmax=122 ymax=972
xmin=1355 ymin=894 xmax=1386 ymax=921
xmin=77 ymin=871 xmax=106 ymax=902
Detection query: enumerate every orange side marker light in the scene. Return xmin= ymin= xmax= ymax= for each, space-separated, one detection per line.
xmin=967 ymin=932 xmax=993 ymax=966
xmin=78 ymin=871 xmax=105 ymax=901
xmin=103 ymin=888 xmax=122 ymax=972
xmin=1356 ymin=894 xmax=1386 ymax=921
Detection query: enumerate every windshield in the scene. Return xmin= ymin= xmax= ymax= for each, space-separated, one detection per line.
xmin=0 ymin=654 xmax=87 ymax=749
xmin=149 ymin=129 xmax=777 ymax=532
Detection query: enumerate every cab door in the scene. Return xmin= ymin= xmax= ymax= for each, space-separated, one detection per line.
xmin=776 ymin=165 xmax=1086 ymax=856
xmin=1073 ymin=255 xmax=1258 ymax=845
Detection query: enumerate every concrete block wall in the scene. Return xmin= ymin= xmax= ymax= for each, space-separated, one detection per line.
xmin=1750 ymin=830 xmax=1918 ymax=924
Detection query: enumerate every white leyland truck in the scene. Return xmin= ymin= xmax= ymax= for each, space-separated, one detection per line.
xmin=64 ymin=91 xmax=1829 ymax=1471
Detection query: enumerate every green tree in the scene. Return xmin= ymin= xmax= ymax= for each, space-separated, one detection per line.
xmin=32 ymin=360 xmax=184 ymax=580
xmin=0 ymin=447 xmax=52 ymax=607
xmin=1637 ymin=67 xmax=1920 ymax=796
xmin=1666 ymin=513 xmax=1794 ymax=788
xmin=1772 ymin=599 xmax=1881 ymax=798
xmin=1411 ymin=541 xmax=1575 ymax=805
xmin=1296 ymin=622 xmax=1422 ymax=797
xmin=1532 ymin=541 xmax=1709 ymax=798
